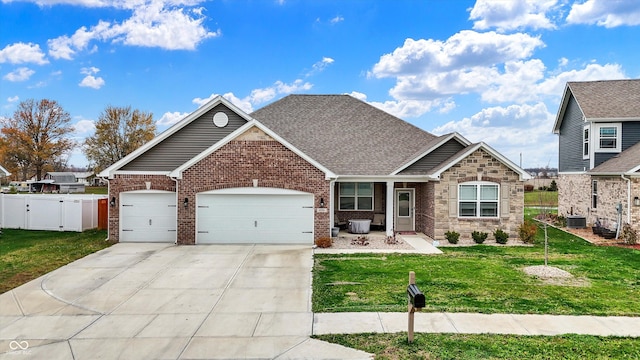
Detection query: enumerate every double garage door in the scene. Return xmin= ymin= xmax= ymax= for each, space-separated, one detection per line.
xmin=119 ymin=189 xmax=314 ymax=244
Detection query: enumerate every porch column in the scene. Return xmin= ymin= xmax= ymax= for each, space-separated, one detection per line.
xmin=386 ymin=181 xmax=394 ymax=236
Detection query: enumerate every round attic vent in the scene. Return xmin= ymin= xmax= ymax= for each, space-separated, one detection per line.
xmin=213 ymin=112 xmax=229 ymax=127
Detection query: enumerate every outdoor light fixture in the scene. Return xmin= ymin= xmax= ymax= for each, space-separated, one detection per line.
xmin=110 ymin=197 xmax=116 ymax=207
xmin=183 ymin=197 xmax=189 ymax=209
xmin=320 ymin=197 xmax=325 ymax=207
xmin=634 ymin=196 xmax=640 ymax=207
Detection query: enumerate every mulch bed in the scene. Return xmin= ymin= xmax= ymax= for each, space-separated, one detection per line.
xmin=564 ymin=227 xmax=640 ymax=250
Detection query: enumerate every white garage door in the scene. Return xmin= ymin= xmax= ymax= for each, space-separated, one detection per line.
xmin=196 ymin=188 xmax=314 ymax=244
xmin=120 ymin=191 xmax=177 ymax=243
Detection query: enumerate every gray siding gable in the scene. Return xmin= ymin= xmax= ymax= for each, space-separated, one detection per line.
xmin=622 ymin=122 xmax=640 ymax=149
xmin=399 ymin=139 xmax=466 ymax=175
xmin=122 ymin=104 xmax=248 ymax=171
xmin=558 ymin=95 xmax=589 ymax=172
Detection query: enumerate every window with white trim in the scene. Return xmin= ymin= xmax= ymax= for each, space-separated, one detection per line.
xmin=339 ymin=182 xmax=373 ymax=210
xmin=595 ymin=123 xmax=621 ymax=152
xmin=458 ymin=182 xmax=499 ymax=218
xmin=583 ymin=125 xmax=589 ymax=159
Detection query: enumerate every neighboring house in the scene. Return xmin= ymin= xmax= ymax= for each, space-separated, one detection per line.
xmin=30 ymin=172 xmax=85 ymax=193
xmin=553 ymin=79 xmax=640 ymax=232
xmin=0 ymin=165 xmax=10 ymax=181
xmin=99 ymin=95 xmax=530 ymax=245
xmin=73 ymin=172 xmax=95 ymax=186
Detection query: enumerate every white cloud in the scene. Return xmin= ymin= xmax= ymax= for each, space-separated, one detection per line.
xmin=330 ymin=15 xmax=344 ymax=24
xmin=433 ymin=102 xmax=557 ymax=167
xmin=347 ymin=91 xmax=452 ymax=119
xmin=371 ymin=31 xmax=544 ymax=78
xmin=79 ymin=66 xmax=105 ymax=89
xmin=194 ymin=79 xmax=313 ymax=113
xmin=44 ymin=1 xmax=219 ymax=59
xmin=469 ymin=0 xmax=559 ymax=32
xmin=566 ymin=0 xmax=640 ymax=27
xmin=307 ymin=57 xmax=334 ymax=76
xmin=7 ymin=96 xmax=19 ymax=103
xmin=156 ymin=111 xmax=188 ymax=126
xmin=73 ymin=119 xmax=96 ymax=134
xmin=3 ymin=67 xmax=35 ymax=82
xmin=0 ymin=42 xmax=48 ymax=65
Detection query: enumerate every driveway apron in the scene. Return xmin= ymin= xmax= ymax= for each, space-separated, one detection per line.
xmin=0 ymin=243 xmax=372 ymax=359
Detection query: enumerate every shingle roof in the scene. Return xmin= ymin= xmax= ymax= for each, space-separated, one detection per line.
xmin=568 ymin=79 xmax=640 ymax=119
xmin=250 ymin=95 xmax=437 ymax=175
xmin=590 ymin=141 xmax=640 ymax=174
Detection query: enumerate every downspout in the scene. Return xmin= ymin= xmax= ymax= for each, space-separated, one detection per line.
xmin=329 ymin=178 xmax=335 ymax=236
xmin=621 ymin=173 xmax=632 ymax=225
xmin=104 ymin=176 xmax=110 ymax=242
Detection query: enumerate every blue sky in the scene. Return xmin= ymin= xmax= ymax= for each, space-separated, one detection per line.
xmin=1 ymin=0 xmax=640 ymax=169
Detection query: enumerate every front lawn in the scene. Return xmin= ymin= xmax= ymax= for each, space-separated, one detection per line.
xmin=315 ymin=333 xmax=640 ymax=360
xmin=313 ymin=224 xmax=640 ymax=316
xmin=0 ymin=229 xmax=112 ymax=293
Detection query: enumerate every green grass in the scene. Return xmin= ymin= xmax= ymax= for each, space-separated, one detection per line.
xmin=0 ymin=229 xmax=112 ymax=293
xmin=313 ymin=223 xmax=640 ymax=316
xmin=524 ymin=190 xmax=558 ymax=207
xmin=315 ymin=333 xmax=640 ymax=360
xmin=84 ymin=186 xmax=108 ymax=195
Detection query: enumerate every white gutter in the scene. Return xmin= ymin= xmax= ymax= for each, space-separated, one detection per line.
xmin=105 ymin=177 xmax=110 ymax=242
xmin=621 ymin=174 xmax=631 ymax=225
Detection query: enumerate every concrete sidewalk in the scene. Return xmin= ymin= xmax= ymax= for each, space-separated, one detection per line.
xmin=314 ymin=312 xmax=640 ymax=337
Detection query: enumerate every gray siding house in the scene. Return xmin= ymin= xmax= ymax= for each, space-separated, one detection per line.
xmin=553 ymin=79 xmax=640 ymax=233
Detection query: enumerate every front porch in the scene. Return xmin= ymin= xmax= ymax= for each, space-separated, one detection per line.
xmin=330 ymin=180 xmax=431 ymax=237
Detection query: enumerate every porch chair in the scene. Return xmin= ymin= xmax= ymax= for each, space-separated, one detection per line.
xmin=371 ymin=213 xmax=385 ymax=230
xmin=334 ymin=212 xmax=347 ymax=229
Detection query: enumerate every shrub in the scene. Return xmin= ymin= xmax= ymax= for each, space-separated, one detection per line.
xmin=472 ymin=230 xmax=488 ymax=244
xmin=315 ymin=237 xmax=333 ymax=248
xmin=524 ymin=184 xmax=534 ymax=192
xmin=518 ymin=220 xmax=537 ymax=244
xmin=493 ymin=229 xmax=509 ymax=244
xmin=444 ymin=230 xmax=460 ymax=244
xmin=548 ymin=180 xmax=558 ymax=192
xmin=621 ymin=223 xmax=638 ymax=245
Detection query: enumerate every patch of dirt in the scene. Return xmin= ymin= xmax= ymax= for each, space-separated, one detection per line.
xmin=563 ymin=227 xmax=640 ymax=250
xmin=523 ymin=265 xmax=590 ymax=287
xmin=330 ymin=236 xmax=414 ymax=250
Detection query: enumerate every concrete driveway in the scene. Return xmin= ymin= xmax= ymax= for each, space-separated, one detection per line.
xmin=0 ymin=244 xmax=371 ymax=359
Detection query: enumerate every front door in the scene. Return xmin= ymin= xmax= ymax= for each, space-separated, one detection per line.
xmin=395 ymin=189 xmax=414 ymax=232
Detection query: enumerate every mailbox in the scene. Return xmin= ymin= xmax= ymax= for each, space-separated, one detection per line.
xmin=407 ymin=284 xmax=425 ymax=308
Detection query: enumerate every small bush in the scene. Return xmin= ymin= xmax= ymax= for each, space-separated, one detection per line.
xmin=444 ymin=230 xmax=460 ymax=244
xmin=493 ymin=229 xmax=509 ymax=244
xmin=548 ymin=180 xmax=558 ymax=191
xmin=472 ymin=230 xmax=488 ymax=244
xmin=518 ymin=220 xmax=537 ymax=244
xmin=524 ymin=184 xmax=534 ymax=192
xmin=315 ymin=237 xmax=333 ymax=248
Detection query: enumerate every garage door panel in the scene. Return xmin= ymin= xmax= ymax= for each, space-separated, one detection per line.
xmin=120 ymin=192 xmax=176 ymax=243
xmin=196 ymin=192 xmax=314 ymax=244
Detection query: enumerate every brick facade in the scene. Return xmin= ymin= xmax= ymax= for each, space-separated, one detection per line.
xmin=559 ymin=173 xmax=640 ymax=232
xmin=107 ymin=174 xmax=176 ymax=242
xmin=177 ymin=128 xmax=330 ymax=245
xmin=431 ymin=149 xmax=524 ymax=241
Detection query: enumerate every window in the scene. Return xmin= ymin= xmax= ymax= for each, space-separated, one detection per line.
xmin=595 ymin=123 xmax=621 ymax=152
xmin=592 ymin=180 xmax=598 ymax=209
xmin=339 ymin=182 xmax=373 ymax=210
xmin=583 ymin=125 xmax=589 ymax=159
xmin=458 ymin=182 xmax=499 ymax=218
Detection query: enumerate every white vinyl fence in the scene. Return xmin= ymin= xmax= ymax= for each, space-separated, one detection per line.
xmin=0 ymin=194 xmax=107 ymax=232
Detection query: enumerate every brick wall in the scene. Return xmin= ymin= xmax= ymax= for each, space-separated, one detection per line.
xmin=107 ymin=174 xmax=176 ymax=242
xmin=178 ymin=134 xmax=330 ymax=245
xmin=432 ymin=148 xmax=524 ymax=241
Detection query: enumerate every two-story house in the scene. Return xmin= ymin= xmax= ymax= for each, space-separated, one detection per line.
xmin=553 ymin=79 xmax=640 ymax=233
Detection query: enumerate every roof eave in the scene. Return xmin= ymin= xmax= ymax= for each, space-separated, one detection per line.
xmin=552 ymin=83 xmax=573 ymax=134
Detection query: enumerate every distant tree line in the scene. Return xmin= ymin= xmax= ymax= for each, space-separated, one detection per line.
xmin=0 ymin=98 xmax=156 ymax=181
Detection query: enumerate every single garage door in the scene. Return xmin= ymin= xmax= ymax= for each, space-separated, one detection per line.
xmin=120 ymin=190 xmax=177 ymax=243
xmin=196 ymin=188 xmax=314 ymax=244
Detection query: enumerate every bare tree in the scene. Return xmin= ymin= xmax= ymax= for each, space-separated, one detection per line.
xmin=1 ymin=99 xmax=75 ymax=180
xmin=83 ymin=105 xmax=156 ymax=172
